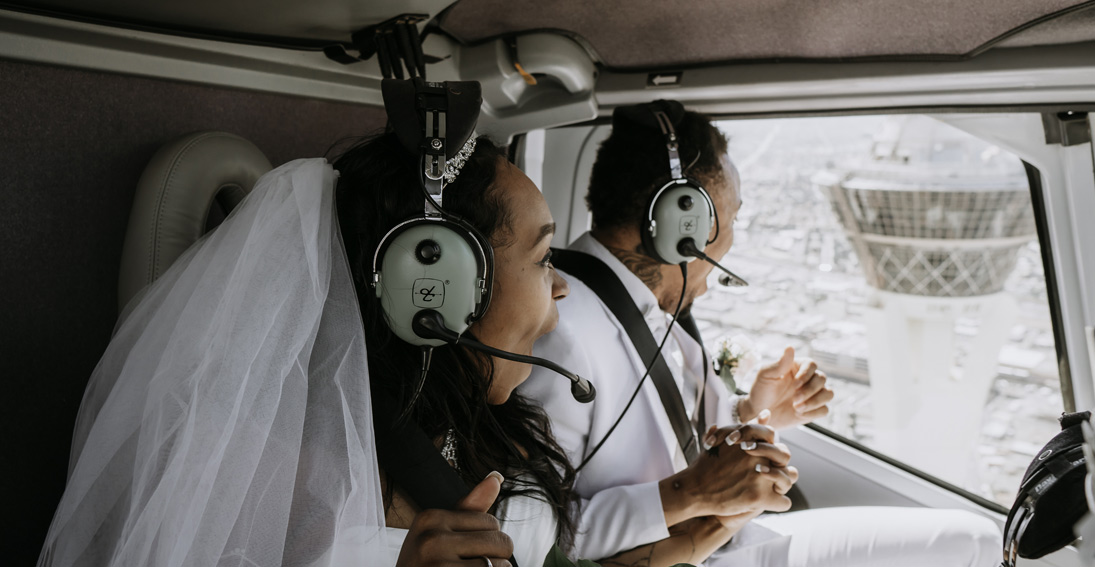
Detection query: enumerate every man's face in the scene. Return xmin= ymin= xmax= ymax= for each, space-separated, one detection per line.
xmin=678 ymin=155 xmax=741 ymax=309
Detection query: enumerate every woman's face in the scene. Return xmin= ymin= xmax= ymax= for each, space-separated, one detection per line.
xmin=471 ymin=159 xmax=569 ymax=404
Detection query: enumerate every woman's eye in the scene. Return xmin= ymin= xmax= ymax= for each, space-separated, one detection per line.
xmin=538 ymin=250 xmax=554 ymax=268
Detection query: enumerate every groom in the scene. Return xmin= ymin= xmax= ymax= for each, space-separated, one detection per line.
xmin=521 ymin=100 xmax=999 ymax=567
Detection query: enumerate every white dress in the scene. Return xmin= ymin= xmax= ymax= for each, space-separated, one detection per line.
xmin=380 ymin=490 xmax=558 ymax=567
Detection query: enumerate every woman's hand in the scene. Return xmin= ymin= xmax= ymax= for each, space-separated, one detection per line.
xmin=596 ymin=516 xmax=740 ymax=567
xmin=395 ymin=472 xmax=514 ymax=567
xmin=712 ymin=509 xmax=765 ymax=532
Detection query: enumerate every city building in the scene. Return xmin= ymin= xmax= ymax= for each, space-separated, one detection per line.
xmin=815 ymin=116 xmax=1036 ymax=483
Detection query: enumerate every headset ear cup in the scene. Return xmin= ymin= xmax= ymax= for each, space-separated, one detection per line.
xmin=640 ymin=188 xmax=669 ymax=264
xmin=373 ymin=218 xmax=490 ymax=346
xmin=462 ymin=221 xmax=494 ymax=322
xmin=643 ymin=179 xmax=715 ymax=265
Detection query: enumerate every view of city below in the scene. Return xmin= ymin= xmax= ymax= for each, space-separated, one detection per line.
xmin=691 ymin=115 xmax=1064 ymax=507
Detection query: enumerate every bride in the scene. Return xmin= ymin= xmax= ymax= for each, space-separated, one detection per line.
xmin=37 ymin=99 xmax=576 ymax=565
xmin=37 ymin=78 xmax=770 ymax=567
xmin=334 ymin=130 xmax=578 ymax=566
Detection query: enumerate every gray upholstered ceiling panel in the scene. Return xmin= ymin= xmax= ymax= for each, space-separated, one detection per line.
xmin=996 ymin=2 xmax=1095 ymax=47
xmin=7 ymin=0 xmax=1094 ymax=68
xmin=0 ymin=0 xmax=456 ymax=43
xmin=440 ymin=0 xmax=1093 ymax=68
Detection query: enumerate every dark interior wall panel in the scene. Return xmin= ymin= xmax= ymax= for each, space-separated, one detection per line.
xmin=0 ymin=57 xmax=386 ymax=565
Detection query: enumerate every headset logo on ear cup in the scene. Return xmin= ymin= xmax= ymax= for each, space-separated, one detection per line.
xmin=413 ymin=278 xmax=446 ymax=307
xmin=643 ymin=182 xmax=714 ymax=265
xmin=373 ymin=219 xmax=492 ymax=347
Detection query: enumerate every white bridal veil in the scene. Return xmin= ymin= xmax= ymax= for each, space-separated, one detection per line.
xmin=39 ymin=158 xmax=388 ymax=566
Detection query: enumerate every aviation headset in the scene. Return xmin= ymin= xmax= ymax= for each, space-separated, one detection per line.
xmin=630 ymin=100 xmax=719 ymax=265
xmin=1001 ymin=410 xmax=1092 ymax=566
xmin=369 ymin=77 xmax=597 ymax=404
xmin=371 ymin=78 xmax=492 ymax=347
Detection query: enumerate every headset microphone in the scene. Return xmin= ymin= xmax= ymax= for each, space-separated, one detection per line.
xmin=412 ymin=310 xmax=596 ymax=403
xmin=676 ymin=238 xmax=748 ymax=287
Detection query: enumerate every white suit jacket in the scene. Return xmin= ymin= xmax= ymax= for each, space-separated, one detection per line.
xmin=523 ymin=238 xmax=989 ymax=567
xmin=521 ymin=232 xmax=741 ymax=560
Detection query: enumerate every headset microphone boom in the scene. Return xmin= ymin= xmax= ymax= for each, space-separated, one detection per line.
xmin=412 ymin=310 xmax=596 ymax=403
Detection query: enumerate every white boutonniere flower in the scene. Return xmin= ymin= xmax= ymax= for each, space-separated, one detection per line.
xmin=714 ymin=334 xmax=758 ymax=394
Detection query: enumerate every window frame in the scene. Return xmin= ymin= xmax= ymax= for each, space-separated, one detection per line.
xmin=1025 ymin=159 xmax=1075 ymax=412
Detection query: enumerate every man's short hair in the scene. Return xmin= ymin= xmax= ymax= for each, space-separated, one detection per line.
xmin=587 ymin=101 xmax=729 ymax=232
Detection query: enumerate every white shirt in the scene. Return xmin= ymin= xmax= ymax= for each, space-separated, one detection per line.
xmin=521 ymin=232 xmax=741 ymax=560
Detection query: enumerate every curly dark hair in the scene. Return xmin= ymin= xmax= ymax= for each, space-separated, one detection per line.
xmin=587 ymin=106 xmax=729 ymax=233
xmin=333 ymin=131 xmax=577 ymax=550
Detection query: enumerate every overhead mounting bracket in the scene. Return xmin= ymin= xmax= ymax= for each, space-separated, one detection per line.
xmin=460 ymin=33 xmax=598 ymax=142
xmin=323 ymin=13 xmax=435 ymax=79
xmin=1042 ymin=111 xmax=1091 ymax=146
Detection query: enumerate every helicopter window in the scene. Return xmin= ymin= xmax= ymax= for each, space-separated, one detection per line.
xmin=685 ymin=114 xmax=1065 ymax=508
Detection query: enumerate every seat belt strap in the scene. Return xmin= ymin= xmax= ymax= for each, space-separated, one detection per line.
xmin=676 ymin=311 xmax=708 ymax=437
xmin=372 ymin=388 xmax=471 ymax=509
xmin=552 ymin=248 xmax=701 ymax=463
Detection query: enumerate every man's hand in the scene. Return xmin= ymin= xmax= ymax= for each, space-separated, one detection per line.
xmin=659 ymin=423 xmax=797 ymax=525
xmin=739 ymin=347 xmax=833 ymax=430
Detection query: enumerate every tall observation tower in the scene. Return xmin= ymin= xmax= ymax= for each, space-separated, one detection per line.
xmin=816 ymin=116 xmax=1034 ymax=484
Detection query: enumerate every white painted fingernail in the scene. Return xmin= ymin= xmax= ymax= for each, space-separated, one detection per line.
xmin=486 ymin=471 xmax=504 ymax=484
xmin=758 ymin=409 xmax=771 ymax=421
xmin=727 ymin=430 xmax=742 ymax=444
xmin=755 ymin=463 xmax=770 ymax=473
xmin=740 ymin=441 xmax=757 ymax=451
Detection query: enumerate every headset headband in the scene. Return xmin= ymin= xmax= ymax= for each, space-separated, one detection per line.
xmin=381 ymin=78 xmax=482 ymax=212
xmin=652 ymin=109 xmax=683 ymax=179
xmin=372 ymin=78 xmax=493 ymax=347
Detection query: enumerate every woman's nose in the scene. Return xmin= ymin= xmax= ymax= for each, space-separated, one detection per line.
xmin=552 ymin=269 xmax=570 ymax=300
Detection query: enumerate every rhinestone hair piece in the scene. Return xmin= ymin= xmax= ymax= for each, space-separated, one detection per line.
xmin=441 ymin=428 xmax=459 ymax=469
xmin=443 ymin=136 xmax=477 ymax=184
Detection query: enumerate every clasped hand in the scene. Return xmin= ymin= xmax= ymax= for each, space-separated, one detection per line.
xmin=663 ymin=419 xmax=797 ymax=528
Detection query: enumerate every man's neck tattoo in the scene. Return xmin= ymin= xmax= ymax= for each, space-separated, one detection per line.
xmin=606 ymin=244 xmax=663 ymax=289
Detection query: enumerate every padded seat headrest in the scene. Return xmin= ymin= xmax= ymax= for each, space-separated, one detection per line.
xmin=118 ymin=131 xmax=272 ymax=312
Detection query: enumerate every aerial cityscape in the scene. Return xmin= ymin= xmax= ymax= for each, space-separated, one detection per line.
xmin=691 ymin=115 xmax=1064 ymax=507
